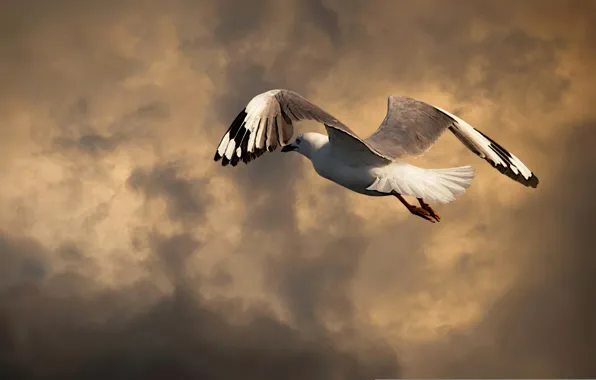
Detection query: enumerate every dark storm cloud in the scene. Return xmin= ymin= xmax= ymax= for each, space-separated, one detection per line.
xmin=211 ymin=0 xmax=269 ymax=45
xmin=412 ymin=122 xmax=596 ymax=377
xmin=0 ymin=234 xmax=48 ymax=290
xmin=53 ymin=133 xmax=124 ymax=156
xmin=303 ymin=0 xmax=342 ymax=46
xmin=291 ymin=0 xmax=572 ymax=109
xmin=0 ymin=231 xmax=399 ymax=380
xmin=50 ymin=99 xmax=169 ymax=156
xmin=150 ymin=231 xmax=202 ymax=282
xmin=432 ymin=29 xmax=569 ymax=105
xmin=0 ymin=1 xmax=146 ymax=107
xmin=127 ymin=162 xmax=210 ymax=224
xmin=475 ymin=122 xmax=596 ymax=377
xmin=206 ymin=264 xmax=234 ymax=288
xmin=134 ymin=101 xmax=171 ymax=120
xmin=267 ymin=219 xmax=369 ymax=330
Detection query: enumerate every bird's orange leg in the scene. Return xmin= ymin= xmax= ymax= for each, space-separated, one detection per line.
xmin=417 ymin=198 xmax=441 ymax=222
xmin=391 ymin=192 xmax=436 ymax=223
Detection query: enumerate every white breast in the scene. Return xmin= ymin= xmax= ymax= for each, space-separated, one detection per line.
xmin=310 ymin=146 xmax=378 ymax=195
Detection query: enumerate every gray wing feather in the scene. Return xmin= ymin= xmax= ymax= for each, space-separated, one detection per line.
xmin=214 ymin=89 xmax=390 ymax=166
xmin=278 ymin=91 xmax=390 ymax=163
xmin=366 ymin=96 xmax=540 ymax=187
xmin=276 ymin=90 xmax=355 ymax=138
xmin=364 ymin=96 xmax=456 ymax=159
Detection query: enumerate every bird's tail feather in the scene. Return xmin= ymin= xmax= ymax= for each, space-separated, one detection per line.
xmin=367 ymin=164 xmax=475 ymax=203
xmin=425 ymin=166 xmax=475 ymax=202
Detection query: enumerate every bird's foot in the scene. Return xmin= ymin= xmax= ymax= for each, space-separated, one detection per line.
xmin=419 ymin=201 xmax=440 ymax=222
xmin=422 ymin=205 xmax=441 ymax=222
xmin=408 ymin=206 xmax=436 ymax=223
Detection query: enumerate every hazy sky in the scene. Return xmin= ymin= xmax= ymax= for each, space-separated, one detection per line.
xmin=1 ymin=0 xmax=595 ymax=378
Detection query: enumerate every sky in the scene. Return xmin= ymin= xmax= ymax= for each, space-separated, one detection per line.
xmin=1 ymin=0 xmax=595 ymax=378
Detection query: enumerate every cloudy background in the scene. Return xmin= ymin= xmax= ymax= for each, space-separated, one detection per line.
xmin=1 ymin=0 xmax=595 ymax=378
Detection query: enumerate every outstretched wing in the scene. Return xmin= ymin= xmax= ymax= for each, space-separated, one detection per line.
xmin=436 ymin=106 xmax=539 ymax=188
xmin=364 ymin=96 xmax=539 ymax=188
xmin=364 ymin=96 xmax=454 ymax=158
xmin=214 ymin=89 xmax=389 ymax=166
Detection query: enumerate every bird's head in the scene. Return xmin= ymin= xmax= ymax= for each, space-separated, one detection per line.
xmin=281 ymin=132 xmax=327 ymax=159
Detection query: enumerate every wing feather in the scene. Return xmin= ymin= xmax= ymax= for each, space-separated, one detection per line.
xmin=365 ymin=96 xmax=539 ymax=188
xmin=434 ymin=106 xmax=539 ymax=188
xmin=214 ymin=89 xmax=389 ymax=166
xmin=364 ymin=96 xmax=454 ymax=158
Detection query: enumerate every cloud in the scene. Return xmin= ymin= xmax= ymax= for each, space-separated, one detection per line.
xmin=127 ymin=162 xmax=210 ymax=224
xmin=0 ymin=230 xmax=399 ymax=379
xmin=409 ymin=122 xmax=596 ymax=377
xmin=0 ymin=0 xmax=595 ymax=378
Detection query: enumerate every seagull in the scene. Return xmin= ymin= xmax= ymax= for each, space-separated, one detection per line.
xmin=214 ymin=90 xmax=539 ymax=223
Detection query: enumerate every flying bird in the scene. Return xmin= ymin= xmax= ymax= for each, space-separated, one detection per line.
xmin=214 ymin=90 xmax=539 ymax=223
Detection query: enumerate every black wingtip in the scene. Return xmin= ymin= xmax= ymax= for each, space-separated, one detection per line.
xmin=472 ymin=128 xmax=540 ymax=189
xmin=215 ymin=107 xmax=279 ymax=168
xmin=512 ymin=172 xmax=539 ymax=188
xmin=215 ymin=108 xmax=248 ymax=167
xmin=526 ymin=174 xmax=539 ymax=188
xmin=493 ymin=161 xmax=540 ymax=189
xmin=230 ymin=154 xmax=239 ymax=167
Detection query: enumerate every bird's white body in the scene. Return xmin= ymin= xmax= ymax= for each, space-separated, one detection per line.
xmin=310 ymin=138 xmax=380 ymax=196
xmin=299 ymin=132 xmax=475 ymax=202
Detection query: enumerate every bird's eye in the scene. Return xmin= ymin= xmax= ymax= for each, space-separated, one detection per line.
xmin=296 ymin=139 xmax=301 ymax=144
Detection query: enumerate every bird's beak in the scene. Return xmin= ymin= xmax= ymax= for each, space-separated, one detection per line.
xmin=281 ymin=144 xmax=297 ymax=153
